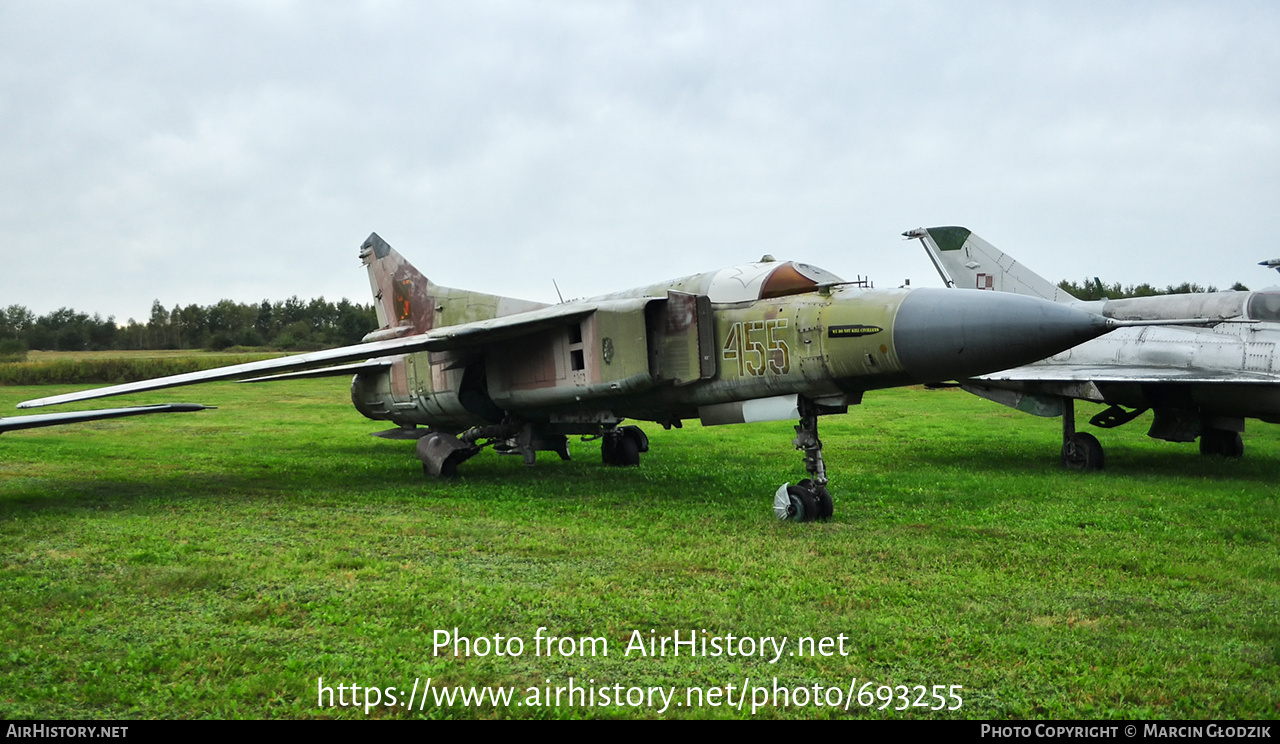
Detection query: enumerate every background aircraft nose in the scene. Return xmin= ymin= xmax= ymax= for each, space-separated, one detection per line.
xmin=893 ymin=288 xmax=1110 ymax=383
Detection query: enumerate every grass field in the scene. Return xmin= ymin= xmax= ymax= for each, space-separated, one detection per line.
xmin=0 ymin=377 xmax=1276 ymax=719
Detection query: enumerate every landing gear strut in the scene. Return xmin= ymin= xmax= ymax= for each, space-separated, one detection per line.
xmin=774 ymin=403 xmax=834 ymax=522
xmin=1061 ymin=399 xmax=1104 ymax=471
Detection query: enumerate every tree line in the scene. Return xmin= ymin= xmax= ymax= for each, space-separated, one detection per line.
xmin=1056 ymin=278 xmax=1250 ymax=301
xmin=0 ymin=297 xmax=378 ymax=358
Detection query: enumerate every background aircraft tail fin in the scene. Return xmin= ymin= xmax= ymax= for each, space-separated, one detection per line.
xmin=907 ymin=226 xmax=1079 ymax=303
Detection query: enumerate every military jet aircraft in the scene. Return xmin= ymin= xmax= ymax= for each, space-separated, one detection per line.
xmin=907 ymin=226 xmax=1280 ymax=470
xmin=13 ymin=232 xmax=1124 ymax=520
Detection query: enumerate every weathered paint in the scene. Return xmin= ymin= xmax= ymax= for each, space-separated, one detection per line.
xmin=345 ymin=235 xmax=1109 ymax=437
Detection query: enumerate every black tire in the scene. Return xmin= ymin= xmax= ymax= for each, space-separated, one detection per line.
xmin=1062 ymin=432 xmax=1105 ymax=472
xmin=786 ymin=485 xmax=818 ymax=523
xmin=601 ymin=436 xmax=617 ymax=465
xmin=620 ymin=425 xmax=649 ymax=453
xmin=813 ymin=486 xmax=834 ymax=521
xmin=615 ymin=434 xmax=641 ymax=467
xmin=1224 ymin=432 xmax=1244 ymax=458
xmin=1200 ymin=429 xmax=1243 ymax=458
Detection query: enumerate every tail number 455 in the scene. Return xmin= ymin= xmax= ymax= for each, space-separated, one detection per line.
xmin=722 ymin=319 xmax=790 ymax=377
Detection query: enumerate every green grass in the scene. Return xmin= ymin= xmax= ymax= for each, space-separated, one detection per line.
xmin=0 ymin=380 xmax=1276 ymax=719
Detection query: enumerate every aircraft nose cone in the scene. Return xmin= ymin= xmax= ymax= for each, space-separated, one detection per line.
xmin=893 ymin=288 xmax=1109 ymax=383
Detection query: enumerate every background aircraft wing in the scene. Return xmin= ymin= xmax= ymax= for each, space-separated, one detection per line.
xmin=976 ymin=364 xmax=1280 ymax=385
xmin=0 ymin=403 xmax=214 ymax=433
xmin=17 ymin=299 xmax=650 ymax=410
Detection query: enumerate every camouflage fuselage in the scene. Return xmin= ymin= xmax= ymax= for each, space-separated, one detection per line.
xmin=351 ymin=257 xmax=1106 ymax=434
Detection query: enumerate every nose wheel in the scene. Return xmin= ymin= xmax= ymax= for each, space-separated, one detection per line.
xmin=775 ymin=406 xmax=835 ymax=522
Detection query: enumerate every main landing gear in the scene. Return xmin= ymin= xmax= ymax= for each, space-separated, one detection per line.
xmin=416 ymin=420 xmax=652 ymax=476
xmin=1199 ymin=428 xmax=1244 ymax=458
xmin=774 ymin=404 xmax=834 ymax=523
xmin=1061 ymin=399 xmax=1104 ymax=472
xmin=602 ymin=425 xmax=648 ymax=466
xmin=1062 ymin=399 xmax=1247 ymax=469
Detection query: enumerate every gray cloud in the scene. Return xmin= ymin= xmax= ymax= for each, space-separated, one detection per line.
xmin=3 ymin=1 xmax=1278 ymax=322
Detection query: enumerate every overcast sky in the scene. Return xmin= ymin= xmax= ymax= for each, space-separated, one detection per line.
xmin=3 ymin=1 xmax=1278 ymax=322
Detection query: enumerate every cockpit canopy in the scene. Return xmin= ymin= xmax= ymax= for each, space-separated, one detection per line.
xmin=706 ymin=261 xmax=845 ymax=303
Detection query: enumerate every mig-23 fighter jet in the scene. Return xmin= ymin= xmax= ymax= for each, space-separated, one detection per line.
xmin=909 ymin=226 xmax=1280 ymax=470
xmin=14 ymin=232 xmax=1125 ymax=520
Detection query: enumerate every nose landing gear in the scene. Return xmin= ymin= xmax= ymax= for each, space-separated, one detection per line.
xmin=775 ymin=404 xmax=835 ymax=522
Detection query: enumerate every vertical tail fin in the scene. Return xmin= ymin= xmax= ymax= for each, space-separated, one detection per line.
xmin=905 ymin=226 xmax=1079 ymax=303
xmin=360 ymin=232 xmax=436 ymax=336
xmin=358 ymin=233 xmax=548 ymax=339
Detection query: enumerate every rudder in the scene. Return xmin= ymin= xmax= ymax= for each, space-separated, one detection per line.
xmin=361 ymin=232 xmax=436 ymax=335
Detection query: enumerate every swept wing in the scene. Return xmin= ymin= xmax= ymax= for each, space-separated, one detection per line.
xmin=17 ymin=298 xmax=648 ymax=410
xmin=0 ymin=403 xmax=214 ymax=433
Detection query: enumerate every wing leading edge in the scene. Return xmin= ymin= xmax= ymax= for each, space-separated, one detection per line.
xmin=0 ymin=404 xmax=215 ymax=433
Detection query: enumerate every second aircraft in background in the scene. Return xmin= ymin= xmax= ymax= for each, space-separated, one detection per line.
xmin=908 ymin=226 xmax=1280 ymax=470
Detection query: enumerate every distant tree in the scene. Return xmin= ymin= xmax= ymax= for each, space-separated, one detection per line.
xmin=1 ymin=305 xmax=35 ymax=339
xmin=335 ymin=298 xmax=378 ymax=344
xmin=116 ymin=319 xmax=149 ymax=350
xmin=172 ymin=304 xmax=209 ymax=349
xmin=25 ymin=307 xmax=104 ymax=351
xmin=86 ymin=313 xmax=117 ymax=350
xmin=254 ymin=299 xmax=274 ymax=340
xmin=280 ymin=296 xmax=307 ymax=326
xmin=149 ymin=301 xmax=172 ymax=349
xmin=1058 ymin=278 xmax=1242 ymax=300
xmin=0 ymin=337 xmax=27 ymax=363
xmin=207 ymin=300 xmax=241 ymax=338
xmin=306 ymin=296 xmax=337 ymax=334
